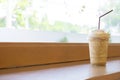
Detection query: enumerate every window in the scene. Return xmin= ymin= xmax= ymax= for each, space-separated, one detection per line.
xmin=0 ymin=0 xmax=120 ymax=43
xmin=0 ymin=0 xmax=120 ymax=68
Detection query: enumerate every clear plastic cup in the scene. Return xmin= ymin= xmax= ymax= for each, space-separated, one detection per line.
xmin=89 ymin=30 xmax=110 ymax=66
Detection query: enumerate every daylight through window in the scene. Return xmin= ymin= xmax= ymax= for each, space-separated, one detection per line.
xmin=0 ymin=0 xmax=120 ymax=42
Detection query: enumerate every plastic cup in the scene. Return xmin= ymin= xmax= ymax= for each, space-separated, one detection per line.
xmin=89 ymin=30 xmax=110 ymax=66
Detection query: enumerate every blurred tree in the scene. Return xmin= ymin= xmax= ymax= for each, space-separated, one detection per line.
xmin=0 ymin=0 xmax=7 ymax=28
xmin=98 ymin=0 xmax=120 ymax=33
xmin=59 ymin=36 xmax=68 ymax=42
xmin=0 ymin=18 xmax=6 ymax=27
xmin=28 ymin=11 xmax=40 ymax=30
xmin=13 ymin=0 xmax=31 ymax=28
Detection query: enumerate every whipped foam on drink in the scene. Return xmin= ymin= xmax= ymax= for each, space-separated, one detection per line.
xmin=89 ymin=30 xmax=110 ymax=40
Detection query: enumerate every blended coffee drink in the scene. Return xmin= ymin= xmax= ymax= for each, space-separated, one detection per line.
xmin=89 ymin=30 xmax=110 ymax=66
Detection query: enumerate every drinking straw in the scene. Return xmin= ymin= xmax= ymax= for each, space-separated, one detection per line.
xmin=98 ymin=10 xmax=113 ymax=30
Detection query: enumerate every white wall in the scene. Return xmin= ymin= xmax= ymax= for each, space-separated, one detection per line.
xmin=0 ymin=29 xmax=119 ymax=43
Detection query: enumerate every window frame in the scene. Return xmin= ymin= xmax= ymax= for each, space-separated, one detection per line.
xmin=0 ymin=42 xmax=120 ymax=68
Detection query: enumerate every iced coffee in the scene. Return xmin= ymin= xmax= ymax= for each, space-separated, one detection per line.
xmin=89 ymin=30 xmax=110 ymax=66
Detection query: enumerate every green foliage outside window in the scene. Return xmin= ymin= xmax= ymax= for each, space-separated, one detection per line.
xmin=0 ymin=0 xmax=120 ymax=35
xmin=0 ymin=18 xmax=6 ymax=27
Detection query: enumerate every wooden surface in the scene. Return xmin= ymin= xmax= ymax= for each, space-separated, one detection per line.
xmin=0 ymin=57 xmax=119 ymax=80
xmin=0 ymin=43 xmax=89 ymax=68
xmin=88 ymin=72 xmax=120 ymax=80
xmin=0 ymin=43 xmax=120 ymax=68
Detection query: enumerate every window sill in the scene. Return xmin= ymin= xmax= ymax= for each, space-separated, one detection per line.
xmin=0 ymin=57 xmax=120 ymax=80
